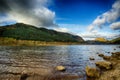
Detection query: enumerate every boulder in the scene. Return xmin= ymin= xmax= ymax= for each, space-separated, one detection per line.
xmin=89 ymin=57 xmax=95 ymax=60
xmin=103 ymin=56 xmax=111 ymax=60
xmin=56 ymin=66 xmax=66 ymax=71
xmin=20 ymin=74 xmax=29 ymax=80
xmin=98 ymin=54 xmax=104 ymax=57
xmin=85 ymin=66 xmax=100 ymax=77
xmin=95 ymin=61 xmax=112 ymax=70
xmin=111 ymin=52 xmax=120 ymax=60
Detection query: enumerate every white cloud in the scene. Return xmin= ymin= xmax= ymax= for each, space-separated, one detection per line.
xmin=88 ymin=0 xmax=120 ymax=31
xmin=0 ymin=16 xmax=14 ymax=23
xmin=0 ymin=0 xmax=56 ymax=27
xmin=110 ymin=21 xmax=120 ymax=30
xmin=78 ymin=32 xmax=120 ymax=40
xmin=53 ymin=27 xmax=69 ymax=32
xmin=58 ymin=24 xmax=87 ymax=32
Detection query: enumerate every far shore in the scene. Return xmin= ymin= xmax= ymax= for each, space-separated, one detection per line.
xmin=0 ymin=37 xmax=119 ymax=46
xmin=0 ymin=37 xmax=83 ymax=46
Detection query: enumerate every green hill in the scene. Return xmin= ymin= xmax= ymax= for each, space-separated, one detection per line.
xmin=110 ymin=37 xmax=120 ymax=44
xmin=0 ymin=23 xmax=84 ymax=42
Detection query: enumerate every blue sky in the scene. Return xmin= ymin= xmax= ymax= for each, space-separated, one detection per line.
xmin=50 ymin=0 xmax=114 ymax=24
xmin=0 ymin=0 xmax=120 ymax=40
xmin=49 ymin=0 xmax=120 ymax=40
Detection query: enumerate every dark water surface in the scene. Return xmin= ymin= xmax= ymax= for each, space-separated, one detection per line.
xmin=0 ymin=45 xmax=120 ymax=80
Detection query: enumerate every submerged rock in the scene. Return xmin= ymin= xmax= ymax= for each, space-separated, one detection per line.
xmin=107 ymin=52 xmax=110 ymax=54
xmin=56 ymin=66 xmax=66 ymax=71
xmin=85 ymin=66 xmax=100 ymax=77
xmin=98 ymin=54 xmax=104 ymax=57
xmin=49 ymin=73 xmax=82 ymax=80
xmin=95 ymin=61 xmax=112 ymax=70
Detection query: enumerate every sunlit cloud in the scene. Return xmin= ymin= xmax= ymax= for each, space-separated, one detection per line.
xmin=78 ymin=32 xmax=120 ymax=40
xmin=53 ymin=27 xmax=69 ymax=32
xmin=88 ymin=0 xmax=120 ymax=31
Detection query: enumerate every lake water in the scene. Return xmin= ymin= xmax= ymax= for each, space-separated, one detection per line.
xmin=0 ymin=45 xmax=120 ymax=80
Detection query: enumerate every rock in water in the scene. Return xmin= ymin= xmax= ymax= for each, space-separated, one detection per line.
xmin=85 ymin=66 xmax=100 ymax=77
xmin=56 ymin=66 xmax=66 ymax=71
xmin=103 ymin=56 xmax=111 ymax=60
xmin=98 ymin=54 xmax=104 ymax=57
xmin=89 ymin=57 xmax=95 ymax=60
xmin=20 ymin=74 xmax=29 ymax=80
xmin=95 ymin=61 xmax=112 ymax=70
xmin=112 ymin=52 xmax=120 ymax=60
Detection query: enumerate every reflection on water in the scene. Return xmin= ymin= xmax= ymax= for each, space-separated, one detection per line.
xmin=0 ymin=45 xmax=120 ymax=80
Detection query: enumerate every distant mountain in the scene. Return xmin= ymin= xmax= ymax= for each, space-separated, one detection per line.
xmin=85 ymin=40 xmax=108 ymax=44
xmin=85 ymin=37 xmax=120 ymax=44
xmin=95 ymin=37 xmax=107 ymax=42
xmin=0 ymin=23 xmax=84 ymax=42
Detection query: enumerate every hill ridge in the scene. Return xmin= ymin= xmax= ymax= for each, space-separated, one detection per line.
xmin=0 ymin=23 xmax=84 ymax=42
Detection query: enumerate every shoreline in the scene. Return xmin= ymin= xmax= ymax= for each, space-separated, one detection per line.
xmin=0 ymin=37 xmax=120 ymax=46
xmin=0 ymin=37 xmax=83 ymax=46
xmin=0 ymin=44 xmax=120 ymax=47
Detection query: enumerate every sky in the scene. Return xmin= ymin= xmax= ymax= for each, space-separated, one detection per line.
xmin=0 ymin=0 xmax=120 ymax=40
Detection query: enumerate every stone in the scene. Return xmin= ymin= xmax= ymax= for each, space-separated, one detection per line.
xmin=112 ymin=52 xmax=120 ymax=60
xmin=56 ymin=66 xmax=66 ymax=71
xmin=20 ymin=74 xmax=29 ymax=80
xmin=107 ymin=52 xmax=110 ymax=54
xmin=103 ymin=56 xmax=111 ymax=60
xmin=89 ymin=57 xmax=95 ymax=60
xmin=98 ymin=54 xmax=104 ymax=57
xmin=85 ymin=66 xmax=100 ymax=77
xmin=95 ymin=61 xmax=112 ymax=70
